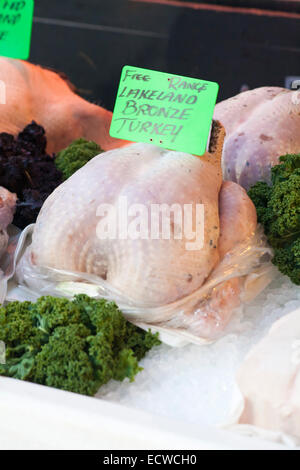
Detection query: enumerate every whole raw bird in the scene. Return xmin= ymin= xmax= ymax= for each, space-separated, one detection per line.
xmin=237 ymin=308 xmax=300 ymax=442
xmin=0 ymin=57 xmax=127 ymax=154
xmin=214 ymin=87 xmax=300 ymax=189
xmin=18 ymin=123 xmax=271 ymax=339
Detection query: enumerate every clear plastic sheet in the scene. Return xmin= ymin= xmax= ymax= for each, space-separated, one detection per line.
xmin=0 ymin=225 xmax=33 ymax=304
xmin=8 ymin=224 xmax=277 ymax=345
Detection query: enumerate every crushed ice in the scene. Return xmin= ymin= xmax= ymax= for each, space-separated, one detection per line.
xmin=98 ymin=274 xmax=300 ymax=427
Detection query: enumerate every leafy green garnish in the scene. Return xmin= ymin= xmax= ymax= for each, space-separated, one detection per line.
xmin=248 ymin=153 xmax=300 ymax=285
xmin=55 ymin=138 xmax=103 ymax=180
xmin=0 ymin=295 xmax=160 ymax=396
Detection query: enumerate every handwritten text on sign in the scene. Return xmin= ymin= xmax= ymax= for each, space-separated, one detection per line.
xmin=0 ymin=0 xmax=34 ymax=59
xmin=110 ymin=66 xmax=219 ymax=156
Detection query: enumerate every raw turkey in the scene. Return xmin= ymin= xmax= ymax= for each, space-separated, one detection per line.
xmin=0 ymin=187 xmax=16 ymax=258
xmin=236 ymin=307 xmax=300 ymax=442
xmin=214 ymin=87 xmax=300 ymax=189
xmin=0 ymin=57 xmax=128 ymax=154
xmin=17 ymin=123 xmax=273 ymax=339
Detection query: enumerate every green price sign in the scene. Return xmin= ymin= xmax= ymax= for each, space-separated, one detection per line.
xmin=110 ymin=66 xmax=219 ymax=156
xmin=0 ymin=0 xmax=34 ymax=59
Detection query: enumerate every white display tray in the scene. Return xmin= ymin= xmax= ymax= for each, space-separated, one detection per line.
xmin=0 ymin=377 xmax=286 ymax=450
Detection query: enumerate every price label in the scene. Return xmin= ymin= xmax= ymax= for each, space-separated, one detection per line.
xmin=0 ymin=0 xmax=34 ymax=59
xmin=110 ymin=66 xmax=219 ymax=156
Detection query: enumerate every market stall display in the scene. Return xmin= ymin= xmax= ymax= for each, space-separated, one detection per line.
xmin=0 ymin=51 xmax=299 ymax=449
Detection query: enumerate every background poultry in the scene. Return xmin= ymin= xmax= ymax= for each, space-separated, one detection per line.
xmin=214 ymin=87 xmax=300 ymax=189
xmin=0 ymin=187 xmax=16 ymax=258
xmin=237 ymin=307 xmax=300 ymax=441
xmin=0 ymin=57 xmax=128 ymax=154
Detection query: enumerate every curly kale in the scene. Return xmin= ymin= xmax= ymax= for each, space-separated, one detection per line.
xmin=55 ymin=138 xmax=103 ymax=180
xmin=0 ymin=295 xmax=160 ymax=395
xmin=272 ymin=240 xmax=300 ymax=286
xmin=248 ymin=153 xmax=300 ymax=285
xmin=32 ymin=324 xmax=98 ymax=395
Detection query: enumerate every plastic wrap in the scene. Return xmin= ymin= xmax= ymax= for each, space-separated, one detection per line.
xmin=7 ymin=224 xmax=277 ymax=345
xmin=0 ymin=225 xmax=33 ymax=304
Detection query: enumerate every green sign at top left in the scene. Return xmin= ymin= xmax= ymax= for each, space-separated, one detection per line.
xmin=0 ymin=0 xmax=34 ymax=59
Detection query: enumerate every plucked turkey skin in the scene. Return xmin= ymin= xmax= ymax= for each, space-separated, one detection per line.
xmin=28 ymin=137 xmax=256 ymax=309
xmin=0 ymin=187 xmax=16 ymax=258
xmin=0 ymin=57 xmax=128 ymax=154
xmin=214 ymin=87 xmax=300 ymax=189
